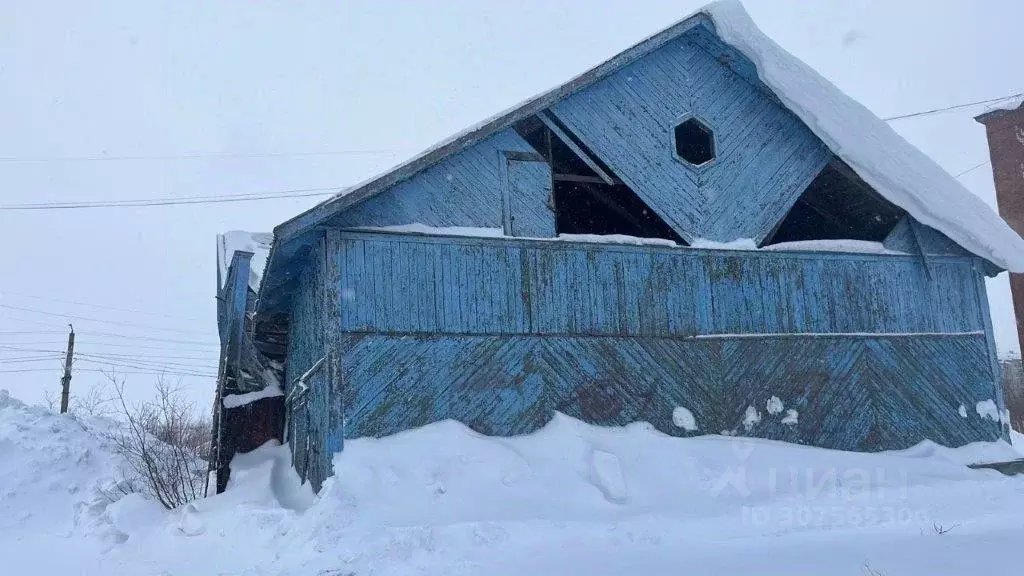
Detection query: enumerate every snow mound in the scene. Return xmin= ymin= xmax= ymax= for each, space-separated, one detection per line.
xmin=895 ymin=438 xmax=1023 ymax=466
xmin=4 ymin=388 xmax=1024 ymax=575
xmin=0 ymin=390 xmax=139 ymax=570
xmin=274 ymin=415 xmax=1024 ymax=574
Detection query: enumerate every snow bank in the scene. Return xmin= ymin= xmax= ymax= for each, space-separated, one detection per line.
xmin=5 ymin=387 xmax=1024 ymax=575
xmin=277 ymin=415 xmax=1024 ymax=574
xmin=892 ymin=438 xmax=1022 ymax=467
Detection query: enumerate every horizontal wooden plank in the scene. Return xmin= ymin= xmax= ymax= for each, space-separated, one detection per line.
xmin=329 ymin=232 xmax=986 ymax=337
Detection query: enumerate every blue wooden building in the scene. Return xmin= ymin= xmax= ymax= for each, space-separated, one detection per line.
xmin=216 ymin=2 xmax=1023 ymax=491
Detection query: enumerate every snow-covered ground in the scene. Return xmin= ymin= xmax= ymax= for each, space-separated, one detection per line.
xmin=2 ymin=387 xmax=1023 ymax=576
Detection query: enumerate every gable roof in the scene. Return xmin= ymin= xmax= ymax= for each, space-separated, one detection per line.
xmin=266 ymin=0 xmax=1024 ymax=295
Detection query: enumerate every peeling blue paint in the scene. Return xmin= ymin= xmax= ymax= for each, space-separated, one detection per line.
xmin=274 ymin=231 xmax=1009 ymax=480
xmin=550 ymin=26 xmax=830 ymax=243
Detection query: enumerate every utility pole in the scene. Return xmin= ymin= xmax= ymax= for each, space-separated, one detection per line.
xmin=59 ymin=324 xmax=75 ymax=414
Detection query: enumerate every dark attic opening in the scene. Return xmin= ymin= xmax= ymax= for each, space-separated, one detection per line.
xmin=514 ymin=114 xmax=685 ymax=244
xmin=764 ymin=158 xmax=905 ymax=246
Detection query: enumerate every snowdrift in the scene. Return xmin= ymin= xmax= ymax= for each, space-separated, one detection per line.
xmin=3 ymin=388 xmax=1024 ymax=575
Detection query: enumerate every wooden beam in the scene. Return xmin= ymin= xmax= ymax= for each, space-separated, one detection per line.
xmin=537 ymin=111 xmax=617 ymax=186
xmin=553 ymin=173 xmax=624 ymax=185
xmin=908 ymin=218 xmax=934 ymax=280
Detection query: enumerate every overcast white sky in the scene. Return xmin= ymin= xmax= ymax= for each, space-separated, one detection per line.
xmin=1 ymin=0 xmax=1022 ymax=409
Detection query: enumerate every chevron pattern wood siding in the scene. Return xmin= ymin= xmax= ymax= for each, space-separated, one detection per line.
xmin=549 ymin=27 xmax=831 ymax=243
xmin=333 ymin=233 xmax=984 ymax=337
xmin=307 ymin=232 xmax=1005 ymax=469
xmin=338 ymin=333 xmax=1002 ymax=452
xmin=327 ymin=128 xmax=554 ymax=235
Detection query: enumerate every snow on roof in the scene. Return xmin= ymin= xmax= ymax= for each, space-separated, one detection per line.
xmin=980 ymin=95 xmax=1024 ymax=116
xmin=277 ymin=0 xmax=1024 ymax=272
xmin=702 ymin=1 xmax=1024 ymax=272
xmin=217 ymin=231 xmax=273 ymax=291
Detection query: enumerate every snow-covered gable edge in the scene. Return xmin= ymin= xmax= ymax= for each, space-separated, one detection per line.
xmin=703 ymin=1 xmax=1024 ymax=272
xmin=218 ymin=231 xmax=273 ymax=292
xmin=267 ymin=0 xmax=1024 ymax=304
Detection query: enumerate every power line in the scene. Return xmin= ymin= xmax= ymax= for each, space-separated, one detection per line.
xmin=0 ymin=340 xmax=220 ymax=353
xmin=76 ymin=356 xmax=216 ymax=375
xmin=0 ymin=342 xmax=214 ymax=360
xmin=0 ymin=335 xmax=218 ymax=348
xmin=0 ymin=315 xmax=74 ymax=330
xmin=0 ymin=186 xmax=343 ymax=211
xmin=2 ymin=94 xmax=1018 ymax=214
xmin=0 ymin=148 xmax=405 ymax=163
xmin=955 ymin=159 xmax=991 ymax=178
xmin=78 ymin=342 xmax=218 ymax=355
xmin=0 ymin=355 xmax=62 ymax=365
xmin=0 ymin=334 xmax=219 ymax=349
xmin=75 ymin=350 xmax=217 ymax=361
xmin=0 ymin=291 xmax=206 ymax=322
xmin=76 ymin=351 xmax=217 ymax=367
xmin=0 ymin=367 xmax=214 ymax=377
xmin=0 ymin=303 xmax=212 ymax=336
xmin=0 ymin=344 xmax=69 ymax=354
xmin=883 ymin=92 xmax=1024 ymax=121
xmin=76 ymin=330 xmax=218 ymax=346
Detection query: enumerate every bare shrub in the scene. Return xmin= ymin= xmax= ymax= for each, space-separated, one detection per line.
xmin=107 ymin=374 xmax=211 ymax=509
xmin=45 ymin=382 xmax=116 ymax=419
xmin=863 ymin=563 xmax=884 ymax=576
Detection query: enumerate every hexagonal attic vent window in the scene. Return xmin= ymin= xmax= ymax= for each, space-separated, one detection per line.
xmin=674 ymin=117 xmax=715 ymax=166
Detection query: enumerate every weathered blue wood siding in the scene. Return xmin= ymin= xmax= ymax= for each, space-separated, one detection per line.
xmin=283 ymin=234 xmax=333 ymax=490
xmin=884 ymin=216 xmax=974 ymax=257
xmin=326 ymin=128 xmax=554 ymax=235
xmin=333 ymin=233 xmax=984 ymax=337
xmin=338 ymin=333 xmax=1000 ymax=451
xmin=549 ymin=26 xmax=831 ymax=243
xmin=218 ymin=251 xmax=252 ymax=365
xmin=317 ymin=232 xmax=1005 ymax=470
xmin=502 ymin=154 xmax=555 ymax=237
